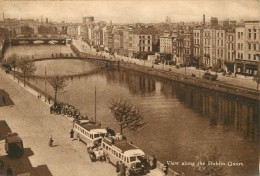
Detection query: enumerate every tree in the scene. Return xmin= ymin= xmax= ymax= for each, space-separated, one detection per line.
xmin=48 ymin=76 xmax=67 ymax=104
xmin=109 ymin=98 xmax=145 ymax=135
xmin=17 ymin=56 xmax=37 ymax=87
xmin=7 ymin=54 xmax=18 ymax=80
xmin=194 ymin=147 xmax=225 ymax=176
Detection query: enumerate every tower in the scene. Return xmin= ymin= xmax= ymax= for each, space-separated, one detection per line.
xmin=203 ymin=14 xmax=205 ymax=25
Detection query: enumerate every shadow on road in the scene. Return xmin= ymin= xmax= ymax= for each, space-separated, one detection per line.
xmin=0 ymin=120 xmax=12 ymax=140
xmin=1 ymin=147 xmax=53 ymax=176
xmin=0 ymin=121 xmax=53 ymax=176
xmin=0 ymin=89 xmax=14 ymax=107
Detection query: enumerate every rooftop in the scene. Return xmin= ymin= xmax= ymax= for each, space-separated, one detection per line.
xmin=77 ymin=121 xmax=104 ymax=131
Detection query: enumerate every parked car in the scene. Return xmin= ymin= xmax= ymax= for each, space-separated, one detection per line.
xmin=202 ymin=72 xmax=218 ymax=81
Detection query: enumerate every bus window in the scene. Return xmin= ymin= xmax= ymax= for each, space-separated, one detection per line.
xmin=90 ymin=134 xmax=93 ymax=139
xmin=106 ymin=146 xmax=108 ymax=150
xmin=119 ymin=153 xmax=121 ymax=159
xmin=130 ymin=156 xmax=136 ymax=162
xmin=115 ymin=152 xmax=118 ymax=157
xmin=127 ymin=157 xmax=129 ymax=163
xmin=94 ymin=134 xmax=99 ymax=138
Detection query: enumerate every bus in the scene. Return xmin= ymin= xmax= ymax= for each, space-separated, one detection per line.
xmin=102 ymin=135 xmax=147 ymax=174
xmin=5 ymin=133 xmax=24 ymax=158
xmin=73 ymin=120 xmax=107 ymax=147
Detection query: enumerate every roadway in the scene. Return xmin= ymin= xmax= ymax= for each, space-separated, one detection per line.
xmin=0 ymin=68 xmax=165 ymax=175
xmin=72 ymin=39 xmax=259 ymax=91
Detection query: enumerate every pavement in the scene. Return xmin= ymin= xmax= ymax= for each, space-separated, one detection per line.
xmin=72 ymin=39 xmax=259 ymax=91
xmin=0 ymin=67 xmax=165 ymax=175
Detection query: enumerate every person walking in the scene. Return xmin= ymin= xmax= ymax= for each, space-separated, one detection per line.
xmin=119 ymin=161 xmax=126 ymax=176
xmin=49 ymin=136 xmax=53 ymax=147
xmin=152 ymin=155 xmax=157 ymax=169
xmin=116 ymin=161 xmax=120 ymax=174
xmin=6 ymin=166 xmax=13 ymax=176
xmin=163 ymin=161 xmax=168 ymax=176
xmin=70 ymin=129 xmax=74 ymax=139
xmin=48 ymin=96 xmax=51 ymax=104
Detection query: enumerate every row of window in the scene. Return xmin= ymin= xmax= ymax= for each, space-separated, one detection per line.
xmin=227 ymin=52 xmax=234 ymax=61
xmin=139 ymin=36 xmax=151 ymax=39
xmin=217 ymin=49 xmax=224 ymax=58
xmin=217 ymin=32 xmax=224 ymax=38
xmin=248 ymin=32 xmax=257 ymax=40
xmin=237 ymin=32 xmax=244 ymax=40
xmin=248 ymin=43 xmax=257 ymax=50
xmin=139 ymin=40 xmax=151 ymax=44
xmin=193 ymin=32 xmax=200 ymax=37
xmin=103 ymin=142 xmax=130 ymax=163
xmin=139 ymin=46 xmax=151 ymax=52
xmin=217 ymin=40 xmax=224 ymax=47
xmin=194 ymin=39 xmax=200 ymax=45
xmin=74 ymin=124 xmax=91 ymax=139
xmin=248 ymin=54 xmax=257 ymax=60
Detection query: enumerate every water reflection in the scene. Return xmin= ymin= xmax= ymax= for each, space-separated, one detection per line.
xmin=26 ymin=60 xmax=258 ymax=176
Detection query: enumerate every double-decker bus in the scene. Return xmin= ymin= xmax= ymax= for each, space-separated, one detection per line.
xmin=73 ymin=120 xmax=107 ymax=147
xmin=5 ymin=133 xmax=24 ymax=158
xmin=101 ymin=135 xmax=147 ymax=174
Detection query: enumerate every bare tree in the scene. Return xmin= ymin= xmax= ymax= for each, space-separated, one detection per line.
xmin=109 ymin=98 xmax=145 ymax=135
xmin=17 ymin=56 xmax=37 ymax=87
xmin=7 ymin=54 xmax=19 ymax=80
xmin=48 ymin=76 xmax=67 ymax=104
xmin=194 ymin=147 xmax=225 ymax=176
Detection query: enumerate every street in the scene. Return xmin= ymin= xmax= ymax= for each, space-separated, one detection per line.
xmin=0 ymin=68 xmax=116 ymax=176
xmin=73 ymin=39 xmax=258 ymax=91
xmin=0 ymin=68 xmax=165 ymax=176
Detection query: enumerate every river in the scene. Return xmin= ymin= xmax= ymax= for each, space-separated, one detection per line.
xmin=6 ymin=45 xmax=259 ymax=176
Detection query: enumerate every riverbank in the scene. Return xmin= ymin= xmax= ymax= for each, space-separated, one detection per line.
xmin=0 ymin=67 xmax=117 ymax=176
xmin=0 ymin=63 xmax=173 ymax=175
xmin=70 ymin=42 xmax=259 ymax=101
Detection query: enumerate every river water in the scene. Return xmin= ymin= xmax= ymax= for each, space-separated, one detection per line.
xmin=6 ymin=45 xmax=259 ymax=176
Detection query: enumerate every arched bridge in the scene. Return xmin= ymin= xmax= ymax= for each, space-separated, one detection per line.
xmin=5 ymin=37 xmax=71 ymax=45
xmin=33 ymin=56 xmax=120 ymax=70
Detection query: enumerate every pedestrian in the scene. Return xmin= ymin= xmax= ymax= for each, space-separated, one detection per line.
xmin=163 ymin=161 xmax=168 ymax=176
xmin=116 ymin=161 xmax=120 ymax=174
xmin=6 ymin=166 xmax=13 ymax=176
xmin=70 ymin=129 xmax=74 ymax=139
xmin=48 ymin=96 xmax=51 ymax=104
xmin=49 ymin=136 xmax=53 ymax=147
xmin=119 ymin=161 xmax=126 ymax=176
xmin=152 ymin=155 xmax=157 ymax=169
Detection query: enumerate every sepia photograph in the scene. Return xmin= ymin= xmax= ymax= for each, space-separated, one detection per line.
xmin=0 ymin=0 xmax=259 ymax=176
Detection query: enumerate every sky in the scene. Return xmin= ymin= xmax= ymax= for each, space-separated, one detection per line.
xmin=0 ymin=0 xmax=259 ymax=23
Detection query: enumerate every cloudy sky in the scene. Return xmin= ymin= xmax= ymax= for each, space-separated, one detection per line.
xmin=0 ymin=0 xmax=259 ymax=23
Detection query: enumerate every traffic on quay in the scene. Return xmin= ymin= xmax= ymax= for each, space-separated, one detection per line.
xmin=1 ymin=42 xmax=258 ymax=176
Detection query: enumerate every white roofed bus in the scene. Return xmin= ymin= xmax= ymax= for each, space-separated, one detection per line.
xmin=73 ymin=120 xmax=107 ymax=148
xmin=101 ymin=135 xmax=147 ymax=174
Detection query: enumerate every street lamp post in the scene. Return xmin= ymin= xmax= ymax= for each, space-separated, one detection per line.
xmin=45 ymin=67 xmax=47 ymax=102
